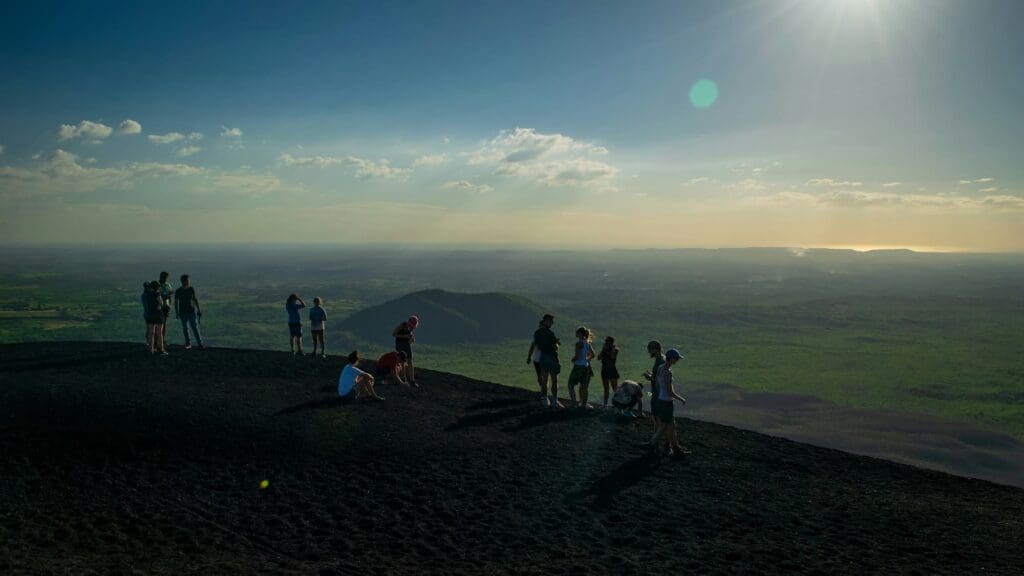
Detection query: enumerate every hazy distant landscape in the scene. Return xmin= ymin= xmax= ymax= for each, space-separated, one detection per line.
xmin=3 ymin=245 xmax=1023 ymax=484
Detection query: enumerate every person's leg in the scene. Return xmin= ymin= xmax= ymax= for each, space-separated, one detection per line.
xmin=189 ymin=314 xmax=203 ymax=346
xmin=535 ymin=364 xmax=548 ymax=397
xmin=147 ymin=324 xmax=156 ymax=352
xmin=549 ymin=374 xmax=562 ymax=408
xmin=602 ymin=378 xmax=611 ymax=406
xmin=579 ymin=373 xmax=590 ymax=408
xmin=181 ymin=318 xmax=191 ymax=347
xmin=156 ymin=324 xmax=166 ymax=352
xmin=407 ymin=358 xmax=415 ymax=384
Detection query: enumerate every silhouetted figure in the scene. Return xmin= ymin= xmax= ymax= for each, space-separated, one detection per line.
xmin=309 ymin=297 xmax=327 ymax=357
xmin=526 ymin=336 xmax=549 ymax=404
xmin=567 ymin=326 xmax=596 ymax=409
xmin=392 ymin=315 xmax=419 ymax=386
xmin=375 ymin=350 xmax=409 ymax=386
xmin=158 ymin=271 xmax=173 ymax=342
xmin=286 ymin=294 xmax=306 ymax=355
xmin=652 ymin=348 xmax=688 ymax=457
xmin=174 ymin=274 xmax=204 ymax=350
xmin=533 ymin=314 xmax=563 ymax=409
xmin=598 ymin=336 xmax=620 ymax=407
xmin=143 ymin=281 xmax=167 ymax=355
xmin=338 ymin=350 xmax=384 ymax=401
xmin=643 ymin=340 xmax=665 ymax=444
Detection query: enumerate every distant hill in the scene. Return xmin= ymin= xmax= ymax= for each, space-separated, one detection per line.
xmin=339 ymin=289 xmax=546 ymax=346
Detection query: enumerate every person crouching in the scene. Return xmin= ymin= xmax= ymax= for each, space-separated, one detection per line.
xmin=375 ymin=350 xmax=410 ymax=386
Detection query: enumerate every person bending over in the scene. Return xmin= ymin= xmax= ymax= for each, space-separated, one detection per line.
xmin=375 ymin=350 xmax=410 ymax=386
xmin=611 ymin=379 xmax=645 ymax=418
xmin=338 ymin=350 xmax=384 ymax=401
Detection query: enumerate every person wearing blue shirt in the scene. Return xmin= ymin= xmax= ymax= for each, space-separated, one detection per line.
xmin=308 ymin=297 xmax=328 ymax=358
xmin=286 ymin=293 xmax=306 ymax=355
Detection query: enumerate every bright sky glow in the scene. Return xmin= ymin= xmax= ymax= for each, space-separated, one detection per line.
xmin=0 ymin=0 xmax=1022 ymax=250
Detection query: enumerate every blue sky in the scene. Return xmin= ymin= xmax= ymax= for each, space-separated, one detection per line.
xmin=1 ymin=0 xmax=1022 ymax=249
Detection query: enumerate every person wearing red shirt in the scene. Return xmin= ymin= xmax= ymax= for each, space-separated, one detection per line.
xmin=375 ymin=350 xmax=410 ymax=386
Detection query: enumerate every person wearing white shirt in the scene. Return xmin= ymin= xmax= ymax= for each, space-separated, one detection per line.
xmin=652 ymin=348 xmax=688 ymax=457
xmin=338 ymin=350 xmax=384 ymax=401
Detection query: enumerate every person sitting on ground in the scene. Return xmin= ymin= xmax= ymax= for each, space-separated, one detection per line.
xmin=652 ymin=348 xmax=688 ymax=457
xmin=174 ymin=274 xmax=204 ymax=350
xmin=611 ymin=379 xmax=645 ymax=418
xmin=286 ymin=294 xmax=306 ymax=355
xmin=598 ymin=335 xmax=620 ymax=408
xmin=338 ymin=350 xmax=384 ymax=401
xmin=375 ymin=350 xmax=410 ymax=386
xmin=143 ymin=281 xmax=167 ymax=356
xmin=392 ymin=315 xmax=419 ymax=386
xmin=567 ymin=326 xmax=596 ymax=409
xmin=309 ymin=297 xmax=328 ymax=357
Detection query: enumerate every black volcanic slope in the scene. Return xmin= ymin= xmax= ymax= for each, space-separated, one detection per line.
xmin=338 ymin=289 xmax=545 ymax=345
xmin=1 ymin=343 xmax=1023 ymax=576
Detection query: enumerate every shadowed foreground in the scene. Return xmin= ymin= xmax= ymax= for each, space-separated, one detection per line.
xmin=2 ymin=342 xmax=1023 ymax=575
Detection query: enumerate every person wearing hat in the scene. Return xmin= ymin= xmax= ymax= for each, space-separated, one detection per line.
xmin=375 ymin=349 xmax=410 ymax=386
xmin=393 ymin=315 xmax=419 ymax=386
xmin=653 ymin=348 xmax=688 ymax=457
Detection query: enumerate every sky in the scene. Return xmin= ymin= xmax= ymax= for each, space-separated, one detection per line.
xmin=1 ymin=0 xmax=1022 ymax=251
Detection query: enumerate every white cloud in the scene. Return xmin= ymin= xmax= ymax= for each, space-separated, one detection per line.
xmin=412 ymin=153 xmax=448 ymax=167
xmin=221 ymin=126 xmax=243 ymax=138
xmin=467 ymin=127 xmax=618 ymax=188
xmin=0 ymin=149 xmax=203 ymax=198
xmin=188 ymin=132 xmax=203 ymax=141
xmin=728 ymin=178 xmax=767 ymax=194
xmin=975 ymin=177 xmax=994 ymax=183
xmin=117 ymin=119 xmax=142 ymax=135
xmin=882 ymin=181 xmax=901 ymax=188
xmin=749 ymin=189 xmax=1024 ymax=212
xmin=279 ymin=153 xmax=410 ymax=179
xmin=442 ymin=180 xmax=493 ymax=194
xmin=686 ymin=176 xmax=713 ymax=185
xmin=57 ymin=120 xmax=113 ymax=143
xmin=147 ymin=132 xmax=185 ymax=145
xmin=177 ymin=146 xmax=202 ymax=158
xmin=806 ymin=178 xmax=863 ymax=188
xmin=958 ymin=180 xmax=972 ymax=185
xmin=200 ymin=173 xmax=282 ymax=195
xmin=979 ymin=187 xmax=999 ymax=193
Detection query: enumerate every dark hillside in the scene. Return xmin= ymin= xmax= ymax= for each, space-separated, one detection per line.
xmin=339 ymin=289 xmax=546 ymax=345
xmin=2 ymin=342 xmax=1023 ymax=575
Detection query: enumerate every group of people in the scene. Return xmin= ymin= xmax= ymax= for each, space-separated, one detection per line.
xmin=140 ymin=272 xmax=204 ymax=355
xmin=336 ymin=316 xmax=421 ymax=401
xmin=528 ymin=313 xmax=689 ymax=457
xmin=284 ymin=294 xmax=329 ymax=356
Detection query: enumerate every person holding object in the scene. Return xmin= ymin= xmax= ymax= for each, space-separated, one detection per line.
xmin=286 ymin=294 xmax=306 ymax=355
xmin=338 ymin=350 xmax=384 ymax=401
xmin=174 ymin=274 xmax=204 ymax=350
xmin=393 ymin=315 xmax=419 ymax=386
xmin=652 ymin=348 xmax=688 ymax=458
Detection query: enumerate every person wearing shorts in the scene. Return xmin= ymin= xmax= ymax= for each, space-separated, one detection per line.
xmin=158 ymin=271 xmax=173 ymax=342
xmin=143 ymin=281 xmax=167 ymax=356
xmin=309 ymin=297 xmax=328 ymax=357
xmin=533 ymin=314 xmax=563 ymax=408
xmin=526 ymin=339 xmax=549 ymax=405
xmin=393 ymin=315 xmax=419 ymax=385
xmin=653 ymin=348 xmax=688 ymax=457
xmin=286 ymin=294 xmax=306 ymax=355
xmin=644 ymin=341 xmax=666 ymax=445
xmin=338 ymin=350 xmax=384 ymax=401
xmin=598 ymin=336 xmax=620 ymax=408
xmin=567 ymin=326 xmax=595 ymax=409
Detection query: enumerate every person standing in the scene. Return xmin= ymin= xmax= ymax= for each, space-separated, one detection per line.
xmin=143 ymin=281 xmax=167 ymax=355
xmin=158 ymin=271 xmax=173 ymax=342
xmin=598 ymin=336 xmax=620 ymax=408
xmin=653 ymin=348 xmax=688 ymax=457
xmin=526 ymin=338 xmax=548 ymax=405
xmin=286 ymin=294 xmax=306 ymax=355
xmin=392 ymin=315 xmax=419 ymax=386
xmin=309 ymin=297 xmax=328 ymax=357
xmin=567 ymin=326 xmax=595 ymax=409
xmin=643 ymin=341 xmax=666 ymax=445
xmin=533 ymin=314 xmax=563 ymax=409
xmin=174 ymin=274 xmax=204 ymax=350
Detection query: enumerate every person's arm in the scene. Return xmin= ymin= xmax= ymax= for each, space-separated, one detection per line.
xmin=574 ymin=341 xmax=583 ymax=363
xmin=610 ymin=348 xmax=618 ymax=361
xmin=527 ymin=342 xmax=536 ymax=364
xmin=193 ymin=290 xmax=202 ymax=316
xmin=392 ymin=365 xmax=407 ymax=385
xmin=322 ymin=309 xmax=327 ymax=321
xmin=392 ymin=323 xmax=408 ymax=340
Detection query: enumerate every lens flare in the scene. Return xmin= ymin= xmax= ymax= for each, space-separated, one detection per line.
xmin=689 ymin=79 xmax=719 ymax=108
